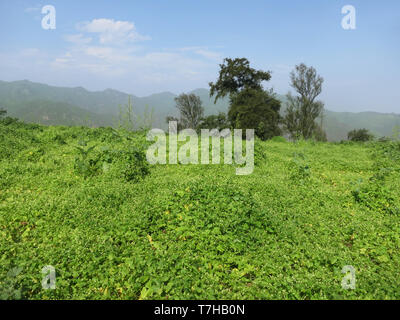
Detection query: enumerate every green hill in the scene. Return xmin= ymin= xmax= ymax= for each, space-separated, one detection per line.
xmin=2 ymin=99 xmax=112 ymax=127
xmin=324 ymin=111 xmax=400 ymax=141
xmin=0 ymin=80 xmax=398 ymax=140
xmin=1 ymin=120 xmax=399 ymax=299
xmin=0 ymin=80 xmax=127 ymax=115
xmin=0 ymin=80 xmax=230 ymax=129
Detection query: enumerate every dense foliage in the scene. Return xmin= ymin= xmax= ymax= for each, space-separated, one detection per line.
xmin=283 ymin=64 xmax=326 ymax=140
xmin=209 ymin=58 xmax=281 ymax=141
xmin=1 ymin=120 xmax=399 ymax=299
xmin=198 ymin=112 xmax=230 ymax=131
xmin=209 ymin=58 xmax=271 ymax=103
xmin=228 ymin=88 xmax=282 ymax=140
xmin=348 ymin=128 xmax=374 ymax=142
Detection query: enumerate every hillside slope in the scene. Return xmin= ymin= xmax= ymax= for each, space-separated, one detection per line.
xmin=1 ymin=121 xmax=399 ymax=299
xmin=0 ymin=80 xmax=398 ymax=140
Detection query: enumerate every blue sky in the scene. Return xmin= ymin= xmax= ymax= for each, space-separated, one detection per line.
xmin=0 ymin=0 xmax=399 ymax=113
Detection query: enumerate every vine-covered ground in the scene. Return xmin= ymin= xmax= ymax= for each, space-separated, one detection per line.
xmin=1 ymin=121 xmax=399 ymax=299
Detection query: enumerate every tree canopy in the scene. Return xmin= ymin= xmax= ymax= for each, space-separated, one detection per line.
xmin=228 ymin=88 xmax=282 ymax=140
xmin=209 ymin=57 xmax=281 ymax=141
xmin=209 ymin=58 xmax=271 ymax=103
xmin=198 ymin=112 xmax=229 ymax=131
xmin=283 ymin=63 xmax=326 ymax=140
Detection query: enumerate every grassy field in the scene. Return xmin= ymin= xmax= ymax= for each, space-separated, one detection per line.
xmin=1 ymin=120 xmax=400 ymax=299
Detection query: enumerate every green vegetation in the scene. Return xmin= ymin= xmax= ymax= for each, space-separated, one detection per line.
xmin=198 ymin=112 xmax=230 ymax=131
xmin=116 ymin=96 xmax=154 ymax=132
xmin=166 ymin=93 xmax=205 ymax=130
xmin=1 ymin=119 xmax=399 ymax=299
xmin=348 ymin=128 xmax=374 ymax=142
xmin=283 ymin=63 xmax=326 ymax=141
xmin=1 ymin=80 xmax=399 ymax=140
xmin=209 ymin=58 xmax=272 ymax=103
xmin=209 ymin=58 xmax=282 ymax=140
xmin=229 ymin=88 xmax=281 ymax=140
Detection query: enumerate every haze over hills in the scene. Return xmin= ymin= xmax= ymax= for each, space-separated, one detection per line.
xmin=0 ymin=80 xmax=399 ymax=141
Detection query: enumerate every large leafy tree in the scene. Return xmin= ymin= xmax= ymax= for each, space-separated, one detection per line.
xmin=209 ymin=58 xmax=271 ymax=103
xmin=209 ymin=57 xmax=281 ymax=140
xmin=229 ymin=88 xmax=281 ymax=140
xmin=0 ymin=108 xmax=6 ymax=118
xmin=283 ymin=63 xmax=326 ymax=140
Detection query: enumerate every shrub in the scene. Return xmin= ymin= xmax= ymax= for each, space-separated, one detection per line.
xmin=110 ymin=149 xmax=150 ymax=182
xmin=95 ymin=144 xmax=149 ymax=183
xmin=0 ymin=117 xmax=19 ymax=126
xmin=74 ymin=141 xmax=99 ymax=178
xmin=348 ymin=128 xmax=374 ymax=142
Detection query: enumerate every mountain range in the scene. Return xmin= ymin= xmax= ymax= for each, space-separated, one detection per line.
xmin=0 ymin=80 xmax=399 ymax=141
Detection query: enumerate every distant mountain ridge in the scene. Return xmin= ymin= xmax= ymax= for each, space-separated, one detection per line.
xmin=0 ymin=80 xmax=230 ymax=129
xmin=0 ymin=80 xmax=399 ymax=141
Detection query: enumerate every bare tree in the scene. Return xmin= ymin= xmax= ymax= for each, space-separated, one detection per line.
xmin=174 ymin=93 xmax=204 ymax=129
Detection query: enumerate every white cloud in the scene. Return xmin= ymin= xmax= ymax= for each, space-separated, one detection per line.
xmin=24 ymin=5 xmax=42 ymax=21
xmin=77 ymin=18 xmax=151 ymax=45
xmin=178 ymin=46 xmax=223 ymax=61
xmin=64 ymin=34 xmax=92 ymax=45
xmin=47 ymin=41 xmax=216 ymax=93
xmin=194 ymin=49 xmax=222 ymax=61
xmin=83 ymin=46 xmax=135 ymax=64
xmin=52 ymin=19 xmax=221 ymax=86
xmin=84 ymin=46 xmax=114 ymax=59
xmin=1 ymin=17 xmax=222 ymax=94
xmin=24 ymin=6 xmax=41 ymax=13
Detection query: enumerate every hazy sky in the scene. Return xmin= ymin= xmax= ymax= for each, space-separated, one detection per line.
xmin=0 ymin=0 xmax=399 ymax=113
